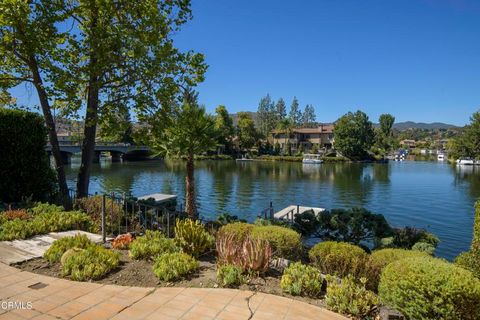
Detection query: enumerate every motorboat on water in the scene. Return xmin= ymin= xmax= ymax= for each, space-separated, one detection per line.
xmin=236 ymin=155 xmax=254 ymax=162
xmin=302 ymin=154 xmax=323 ymax=164
xmin=437 ymin=153 xmax=446 ymax=161
xmin=456 ymin=158 xmax=475 ymax=165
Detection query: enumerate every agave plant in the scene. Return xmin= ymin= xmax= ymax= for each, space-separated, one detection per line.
xmin=241 ymin=236 xmax=272 ymax=273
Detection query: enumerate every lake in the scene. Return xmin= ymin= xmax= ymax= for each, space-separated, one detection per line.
xmin=65 ymin=158 xmax=480 ymax=260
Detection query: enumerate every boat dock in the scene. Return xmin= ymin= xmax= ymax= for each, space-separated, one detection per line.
xmin=274 ymin=205 xmax=325 ymax=221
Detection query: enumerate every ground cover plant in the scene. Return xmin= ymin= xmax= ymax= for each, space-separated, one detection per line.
xmin=216 ymin=264 xmax=244 ymax=287
xmin=129 ymin=230 xmax=178 ymax=260
xmin=174 ymin=218 xmax=214 ymax=257
xmin=152 ymin=252 xmax=199 ymax=282
xmin=280 ymin=262 xmax=323 ymax=297
xmin=112 ymin=233 xmax=134 ymax=250
xmin=44 ymin=234 xmax=95 ymax=263
xmin=62 ymin=245 xmax=120 ymax=281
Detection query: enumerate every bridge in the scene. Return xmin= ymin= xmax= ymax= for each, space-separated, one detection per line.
xmin=46 ymin=143 xmax=151 ymax=164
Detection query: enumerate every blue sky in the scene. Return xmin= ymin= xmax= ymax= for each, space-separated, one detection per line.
xmin=10 ymin=0 xmax=480 ymax=125
xmin=172 ymin=0 xmax=480 ymax=125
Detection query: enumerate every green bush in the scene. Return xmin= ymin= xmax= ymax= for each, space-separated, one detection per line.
xmin=379 ymin=257 xmax=480 ymax=320
xmin=455 ymin=251 xmax=480 ymax=279
xmin=0 ymin=209 xmax=92 ymax=241
xmin=153 ymin=252 xmax=199 ymax=282
xmin=412 ymin=242 xmax=435 ymax=255
xmin=29 ymin=203 xmax=64 ymax=216
xmin=217 ymin=264 xmax=244 ymax=287
xmin=251 ymin=225 xmax=302 ymax=260
xmin=129 ymin=230 xmax=178 ymax=260
xmin=74 ymin=196 xmax=123 ymax=233
xmin=0 ymin=109 xmax=57 ymax=203
xmin=44 ymin=234 xmax=95 ymax=263
xmin=62 ymin=245 xmax=120 ymax=281
xmin=366 ymin=248 xmax=428 ymax=290
xmin=280 ymin=262 xmax=323 ymax=297
xmin=217 ymin=222 xmax=253 ymax=242
xmin=174 ymin=219 xmax=214 ymax=257
xmin=325 ymin=275 xmax=379 ymax=319
xmin=309 ymin=241 xmax=368 ymax=278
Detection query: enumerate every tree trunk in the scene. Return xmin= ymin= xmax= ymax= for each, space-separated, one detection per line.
xmin=29 ymin=56 xmax=71 ymax=209
xmin=76 ymin=5 xmax=99 ymax=198
xmin=185 ymin=155 xmax=196 ymax=218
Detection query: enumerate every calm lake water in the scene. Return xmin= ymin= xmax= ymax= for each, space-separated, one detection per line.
xmin=65 ymin=158 xmax=480 ymax=260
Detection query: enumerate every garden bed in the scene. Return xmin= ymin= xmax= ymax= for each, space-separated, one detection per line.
xmin=15 ymin=249 xmax=325 ymax=307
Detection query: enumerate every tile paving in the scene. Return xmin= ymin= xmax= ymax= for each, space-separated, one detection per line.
xmin=0 ymin=263 xmax=347 ymax=319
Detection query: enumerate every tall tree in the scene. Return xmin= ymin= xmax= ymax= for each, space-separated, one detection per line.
xmin=289 ymin=96 xmax=302 ymax=126
xmin=98 ymin=109 xmax=134 ymax=144
xmin=376 ymin=114 xmax=395 ymax=153
xmin=450 ymin=111 xmax=480 ymax=159
xmin=0 ymin=0 xmax=71 ymax=207
xmin=334 ymin=110 xmax=375 ymax=160
xmin=275 ymin=98 xmax=287 ymax=122
xmin=277 ymin=118 xmax=294 ymax=155
xmin=236 ymin=112 xmax=257 ymax=150
xmin=214 ymin=105 xmax=234 ymax=153
xmin=257 ymin=94 xmax=276 ymax=137
xmin=151 ymin=92 xmax=216 ymax=217
xmin=302 ymin=104 xmax=316 ymax=128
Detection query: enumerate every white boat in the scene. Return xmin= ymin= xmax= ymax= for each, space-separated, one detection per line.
xmin=302 ymin=154 xmax=323 ymax=164
xmin=456 ymin=158 xmax=475 ymax=165
xmin=437 ymin=153 xmax=445 ymax=161
xmin=236 ymin=155 xmax=254 ymax=161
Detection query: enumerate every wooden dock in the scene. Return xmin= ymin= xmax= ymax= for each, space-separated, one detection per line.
xmin=274 ymin=205 xmax=325 ymax=221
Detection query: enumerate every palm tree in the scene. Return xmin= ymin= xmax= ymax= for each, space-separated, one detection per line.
xmin=152 ymin=92 xmax=217 ymax=218
xmin=277 ymin=118 xmax=293 ymax=155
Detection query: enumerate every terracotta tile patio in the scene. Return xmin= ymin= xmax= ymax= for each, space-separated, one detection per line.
xmin=0 ymin=263 xmax=347 ymax=319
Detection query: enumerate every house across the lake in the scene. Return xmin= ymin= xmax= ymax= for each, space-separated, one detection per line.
xmin=271 ymin=124 xmax=334 ymax=153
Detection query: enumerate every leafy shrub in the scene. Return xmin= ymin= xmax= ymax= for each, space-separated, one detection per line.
xmin=253 ymin=218 xmax=291 ymax=228
xmin=112 ymin=233 xmax=133 ymax=250
xmin=251 ymin=225 xmax=302 ymax=260
xmin=392 ymin=226 xmax=436 ymax=249
xmin=153 ymin=252 xmax=199 ymax=282
xmin=455 ymin=251 xmax=480 ymax=279
xmin=2 ymin=209 xmax=30 ymax=221
xmin=74 ymin=196 xmax=123 ymax=233
xmin=60 ymin=248 xmax=85 ymax=266
xmin=29 ymin=203 xmax=64 ymax=216
xmin=325 ymin=275 xmax=379 ymax=319
xmin=412 ymin=241 xmax=435 ymax=255
xmin=216 ymin=233 xmax=272 ymax=273
xmin=174 ymin=219 xmax=214 ymax=256
xmin=309 ymin=241 xmax=368 ymax=278
xmin=217 ymin=222 xmax=253 ymax=242
xmin=280 ymin=262 xmax=323 ymax=297
xmin=216 ymin=213 xmax=246 ymax=225
xmin=44 ymin=234 xmax=95 ymax=263
xmin=129 ymin=230 xmax=177 ymax=260
xmin=366 ymin=248 xmax=428 ymax=290
xmin=379 ymin=256 xmax=480 ymax=320
xmin=217 ymin=264 xmax=244 ymax=287
xmin=0 ymin=109 xmax=57 ymax=203
xmin=62 ymin=245 xmax=120 ymax=281
xmin=0 ymin=219 xmax=30 ymax=240
xmin=292 ymin=210 xmax=320 ymax=236
xmin=317 ymin=208 xmax=392 ymax=244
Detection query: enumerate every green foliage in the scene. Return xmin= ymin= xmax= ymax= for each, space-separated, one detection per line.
xmin=280 ymin=262 xmax=323 ymax=297
xmin=333 ymin=110 xmax=375 ymax=160
xmin=129 ymin=230 xmax=178 ymax=260
xmin=62 ymin=245 xmax=120 ymax=281
xmin=236 ymin=112 xmax=258 ymax=150
xmin=325 ymin=275 xmax=379 ymax=319
xmin=366 ymin=248 xmax=428 ymax=291
xmin=218 ymin=222 xmax=254 ymax=242
xmin=412 ymin=242 xmax=435 ymax=255
xmin=44 ymin=234 xmax=95 ymax=263
xmin=375 ymin=114 xmax=395 ymax=154
xmin=1 ymin=209 xmax=30 ymax=221
xmin=251 ymin=225 xmax=302 ymax=260
xmin=0 ymin=205 xmax=92 ymax=241
xmin=379 ymin=257 xmax=480 ymax=320
xmin=449 ymin=111 xmax=480 ymax=159
xmin=317 ymin=208 xmax=392 ymax=245
xmin=216 ymin=264 xmax=244 ymax=287
xmin=309 ymin=241 xmax=368 ymax=279
xmin=215 ymin=213 xmax=246 ymax=226
xmin=174 ymin=219 xmax=214 ymax=257
xmin=288 ymin=96 xmax=302 ymax=126
xmin=214 ymin=105 xmax=235 ymax=153
xmin=152 ymin=252 xmax=199 ymax=282
xmin=0 ymin=109 xmax=56 ymax=203
xmin=74 ymin=196 xmax=123 ymax=233
xmin=302 ymin=104 xmax=316 ymax=128
xmin=29 ymin=203 xmax=64 ymax=216
xmin=455 ymin=251 xmax=480 ymax=278
xmin=292 ymin=210 xmax=320 ymax=236
xmin=392 ymin=227 xmax=439 ymax=249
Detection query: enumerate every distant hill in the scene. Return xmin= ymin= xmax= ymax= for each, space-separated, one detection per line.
xmin=392 ymin=121 xmax=460 ymax=130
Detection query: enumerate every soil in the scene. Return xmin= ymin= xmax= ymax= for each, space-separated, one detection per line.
xmin=15 ymin=250 xmax=326 ymax=308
